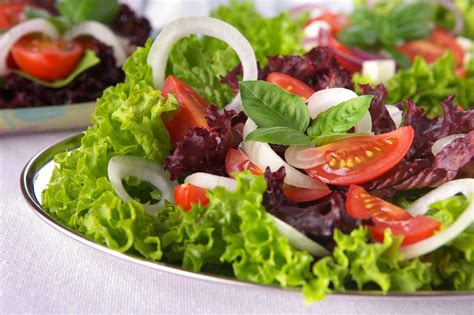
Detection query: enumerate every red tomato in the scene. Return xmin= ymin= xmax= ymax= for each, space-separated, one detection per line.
xmin=369 ymin=216 xmax=441 ymax=246
xmin=11 ymin=35 xmax=84 ymax=81
xmin=174 ymin=183 xmax=209 ymax=211
xmin=0 ymin=2 xmax=30 ymax=30
xmin=327 ymin=36 xmax=361 ymax=73
xmin=282 ymin=184 xmax=331 ymax=203
xmin=225 ymin=148 xmax=263 ymax=177
xmin=346 ymin=185 xmax=412 ymax=221
xmin=346 ymin=185 xmax=441 ymax=246
xmin=266 ymin=72 xmax=315 ymax=100
xmin=397 ymin=28 xmax=464 ymax=66
xmin=162 ymin=75 xmax=209 ymax=144
xmin=305 ymin=126 xmax=414 ymax=185
xmin=305 ymin=12 xmax=349 ymax=36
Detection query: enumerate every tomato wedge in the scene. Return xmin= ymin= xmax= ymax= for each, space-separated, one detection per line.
xmin=346 ymin=185 xmax=441 ymax=246
xmin=305 ymin=126 xmax=414 ymax=185
xmin=397 ymin=28 xmax=464 ymax=67
xmin=266 ymin=72 xmax=315 ymax=100
xmin=162 ymin=75 xmax=209 ymax=144
xmin=225 ymin=148 xmax=263 ymax=177
xmin=0 ymin=2 xmax=30 ymax=30
xmin=11 ymin=35 xmax=84 ymax=81
xmin=225 ymin=148 xmax=330 ymax=202
xmin=174 ymin=183 xmax=209 ymax=211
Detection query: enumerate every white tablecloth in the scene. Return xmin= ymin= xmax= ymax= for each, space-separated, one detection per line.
xmin=1 ymin=130 xmax=473 ymax=314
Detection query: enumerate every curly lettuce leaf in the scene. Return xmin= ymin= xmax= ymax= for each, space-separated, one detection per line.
xmin=157 ymin=172 xmax=314 ymax=287
xmin=42 ymin=41 xmax=178 ymax=260
xmin=386 ymin=53 xmax=474 ymax=116
xmin=166 ymin=0 xmax=307 ymax=107
xmin=426 ymin=195 xmax=474 ymax=290
xmin=304 ymin=227 xmax=431 ymax=303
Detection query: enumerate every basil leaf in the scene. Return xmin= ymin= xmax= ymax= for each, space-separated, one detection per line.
xmin=312 ymin=133 xmax=372 ymax=146
xmin=57 ymin=0 xmax=120 ymax=25
xmin=307 ymin=95 xmax=373 ymax=138
xmin=24 ymin=7 xmax=70 ymax=33
xmin=240 ymin=81 xmax=310 ymax=132
xmin=246 ymin=127 xmax=313 ymax=146
xmin=14 ymin=50 xmax=100 ymax=88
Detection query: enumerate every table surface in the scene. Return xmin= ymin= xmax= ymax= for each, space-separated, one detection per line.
xmin=1 ymin=129 xmax=473 ymax=314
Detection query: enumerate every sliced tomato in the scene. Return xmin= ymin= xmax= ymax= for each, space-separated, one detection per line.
xmin=305 ymin=126 xmax=414 ymax=185
xmin=11 ymin=34 xmax=84 ymax=81
xmin=0 ymin=2 xmax=30 ymax=30
xmin=162 ymin=75 xmax=209 ymax=144
xmin=397 ymin=28 xmax=464 ymax=66
xmin=346 ymin=185 xmax=441 ymax=246
xmin=266 ymin=72 xmax=315 ymax=100
xmin=369 ymin=216 xmax=441 ymax=246
xmin=174 ymin=183 xmax=209 ymax=211
xmin=282 ymin=184 xmax=331 ymax=203
xmin=305 ymin=12 xmax=349 ymax=36
xmin=346 ymin=185 xmax=412 ymax=221
xmin=327 ymin=36 xmax=361 ymax=73
xmin=225 ymin=148 xmax=263 ymax=177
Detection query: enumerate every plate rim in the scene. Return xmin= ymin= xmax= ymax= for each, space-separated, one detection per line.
xmin=20 ymin=132 xmax=474 ymax=299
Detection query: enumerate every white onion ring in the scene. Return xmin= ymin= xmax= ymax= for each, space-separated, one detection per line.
xmin=431 ymin=134 xmax=466 ymax=157
xmin=307 ymin=88 xmax=358 ymax=118
xmin=0 ymin=19 xmax=59 ymax=76
xmin=185 ymin=172 xmax=238 ymax=192
xmin=108 ymin=156 xmax=175 ymax=214
xmin=267 ymin=213 xmax=330 ymax=257
xmin=285 ymin=145 xmax=325 ymax=170
xmin=147 ymin=17 xmax=258 ymax=112
xmin=400 ymin=179 xmax=474 ymax=260
xmin=64 ymin=21 xmax=127 ymax=66
xmin=355 ymin=104 xmax=402 ymax=133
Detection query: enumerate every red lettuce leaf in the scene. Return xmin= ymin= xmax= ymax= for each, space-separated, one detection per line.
xmin=359 ymin=83 xmax=395 ymax=135
xmin=163 ymin=105 xmax=241 ymax=180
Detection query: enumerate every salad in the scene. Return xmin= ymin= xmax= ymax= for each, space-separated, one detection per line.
xmin=41 ymin=1 xmax=473 ymax=303
xmin=0 ymin=0 xmax=150 ymax=108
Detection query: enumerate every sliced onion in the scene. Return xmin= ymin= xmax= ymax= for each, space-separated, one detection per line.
xmin=267 ymin=213 xmax=330 ymax=257
xmin=307 ymin=88 xmax=358 ymax=118
xmin=400 ymin=179 xmax=474 ymax=260
xmin=0 ymin=19 xmax=59 ymax=76
xmin=108 ymin=156 xmax=175 ymax=214
xmin=285 ymin=145 xmax=325 ymax=170
xmin=431 ymin=134 xmax=466 ymax=157
xmin=184 ymin=172 xmax=237 ymax=192
xmin=355 ymin=104 xmax=402 ymax=133
xmin=147 ymin=17 xmax=258 ymax=112
xmin=64 ymin=21 xmax=127 ymax=66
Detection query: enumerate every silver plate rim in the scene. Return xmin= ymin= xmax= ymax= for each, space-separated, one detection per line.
xmin=20 ymin=133 xmax=474 ymax=299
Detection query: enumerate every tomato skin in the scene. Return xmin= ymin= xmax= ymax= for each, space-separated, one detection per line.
xmin=266 ymin=72 xmax=315 ymax=100
xmin=225 ymin=148 xmax=263 ymax=177
xmin=282 ymin=184 xmax=331 ymax=202
xmin=0 ymin=3 xmax=29 ymax=30
xmin=346 ymin=185 xmax=412 ymax=221
xmin=305 ymin=126 xmax=414 ymax=185
xmin=174 ymin=183 xmax=209 ymax=211
xmin=345 ymin=185 xmax=441 ymax=246
xmin=162 ymin=75 xmax=209 ymax=144
xmin=305 ymin=12 xmax=349 ymax=36
xmin=369 ymin=216 xmax=441 ymax=246
xmin=11 ymin=35 xmax=84 ymax=81
xmin=397 ymin=28 xmax=464 ymax=66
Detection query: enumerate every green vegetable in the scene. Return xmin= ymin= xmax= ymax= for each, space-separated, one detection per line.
xmin=167 ymin=0 xmax=307 ymax=107
xmin=14 ymin=50 xmax=100 ymax=88
xmin=307 ymin=95 xmax=373 ymax=138
xmin=246 ymin=127 xmax=313 ymax=146
xmin=426 ymin=195 xmax=474 ymax=290
xmin=304 ymin=227 xmax=431 ymax=303
xmin=435 ymin=0 xmax=474 ymax=40
xmin=23 ymin=7 xmax=70 ymax=33
xmin=338 ymin=2 xmax=434 ymax=61
xmin=57 ymin=0 xmax=120 ymax=25
xmin=386 ymin=53 xmax=474 ymax=116
xmin=158 ymin=172 xmax=314 ymax=286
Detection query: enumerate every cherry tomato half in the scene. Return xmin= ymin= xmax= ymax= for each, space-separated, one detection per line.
xmin=162 ymin=75 xmax=209 ymax=144
xmin=174 ymin=183 xmax=209 ymax=211
xmin=266 ymin=72 xmax=315 ymax=100
xmin=346 ymin=185 xmax=441 ymax=246
xmin=11 ymin=34 xmax=84 ymax=81
xmin=305 ymin=126 xmax=414 ymax=185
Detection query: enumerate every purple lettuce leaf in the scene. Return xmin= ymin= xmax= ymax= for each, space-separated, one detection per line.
xmin=359 ymin=83 xmax=395 ymax=135
xmin=163 ymin=105 xmax=241 ymax=180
